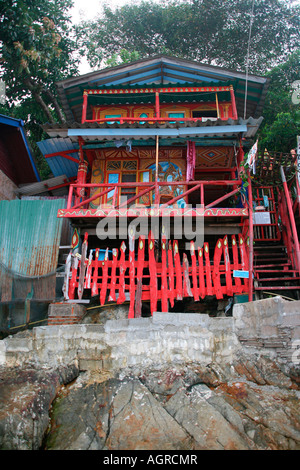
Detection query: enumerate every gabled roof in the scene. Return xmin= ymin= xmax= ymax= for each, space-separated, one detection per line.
xmin=0 ymin=114 xmax=40 ymax=184
xmin=57 ymin=55 xmax=269 ymax=123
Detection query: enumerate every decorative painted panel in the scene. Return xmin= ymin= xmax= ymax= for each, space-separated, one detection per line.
xmin=195 ymin=146 xmax=234 ymax=168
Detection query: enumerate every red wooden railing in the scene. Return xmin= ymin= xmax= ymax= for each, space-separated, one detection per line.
xmin=66 ymin=179 xmax=244 ymax=212
xmin=63 ymin=232 xmax=250 ymax=317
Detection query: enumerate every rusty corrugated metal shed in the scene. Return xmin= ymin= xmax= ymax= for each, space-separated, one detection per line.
xmin=0 ymin=199 xmax=64 ymax=301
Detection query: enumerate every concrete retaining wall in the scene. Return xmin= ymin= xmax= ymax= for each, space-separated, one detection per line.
xmin=0 ymin=296 xmax=299 ymax=372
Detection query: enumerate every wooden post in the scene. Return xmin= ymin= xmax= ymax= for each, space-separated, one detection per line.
xmin=204 ymin=242 xmax=213 ymax=296
xmin=84 ymin=249 xmax=93 ymax=289
xmin=231 ymin=235 xmax=242 ymax=293
xmin=247 ymin=171 xmax=254 ymax=301
xmin=78 ymin=232 xmax=88 ymax=300
xmin=230 ymin=85 xmax=238 ymax=120
xmin=117 ymin=242 xmax=126 ymax=305
xmin=155 ymin=135 xmax=159 ymax=205
xmin=91 ymin=248 xmax=100 ymax=297
xmin=190 ymin=241 xmax=199 ymax=301
xmin=198 ymin=247 xmax=206 ymax=299
xmin=135 ymin=236 xmax=145 ymax=317
xmin=183 ymin=253 xmax=192 ymax=297
xmin=215 ymin=93 xmax=220 ymax=119
xmin=168 ymin=241 xmax=175 ymax=307
xmin=100 ymin=248 xmax=109 ymax=306
xmin=128 ymin=226 xmax=136 ymax=318
xmin=160 ymin=236 xmax=168 ymax=312
xmin=223 ymin=236 xmax=233 ymax=296
xmin=173 ymin=240 xmax=183 ymax=300
xmin=213 ymin=239 xmax=223 ymax=299
xmin=239 ymin=234 xmax=249 ymax=291
xmin=69 ymin=255 xmax=78 ymax=300
xmin=148 ymin=231 xmax=157 ymax=314
xmin=155 ymin=92 xmax=160 ymax=118
xmin=82 ymin=91 xmax=88 ymax=124
xmin=108 ymin=248 xmax=118 ymax=302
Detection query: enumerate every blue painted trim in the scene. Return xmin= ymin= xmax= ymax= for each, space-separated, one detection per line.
xmin=68 ymin=125 xmax=247 ymax=138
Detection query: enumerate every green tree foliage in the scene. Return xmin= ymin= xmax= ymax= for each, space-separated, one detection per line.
xmin=76 ymin=0 xmax=300 ymax=74
xmin=0 ymin=0 xmax=79 ymax=123
xmin=258 ymin=50 xmax=300 ymax=153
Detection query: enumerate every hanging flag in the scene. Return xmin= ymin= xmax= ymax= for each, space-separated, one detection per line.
xmin=246 ymin=139 xmax=258 ymax=174
xmin=186 ymin=141 xmax=196 ymax=181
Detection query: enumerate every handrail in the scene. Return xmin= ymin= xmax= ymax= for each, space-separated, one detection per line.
xmin=67 ymin=179 xmax=243 ymax=211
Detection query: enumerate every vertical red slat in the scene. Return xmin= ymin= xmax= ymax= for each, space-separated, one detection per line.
xmin=183 ymin=253 xmax=193 ymax=297
xmin=91 ymin=248 xmax=100 ymax=297
xmin=239 ymin=234 xmax=249 ymax=290
xmin=69 ymin=256 xmax=78 ymax=300
xmin=161 ymin=233 xmax=168 ymax=312
xmin=128 ymin=227 xmax=136 ymax=319
xmin=78 ymin=232 xmax=88 ymax=300
xmin=223 ymin=236 xmax=233 ymax=296
xmin=190 ymin=241 xmax=199 ymax=301
xmin=100 ymin=248 xmax=109 ymax=306
xmin=231 ymin=235 xmax=241 ymax=293
xmin=168 ymin=241 xmax=175 ymax=307
xmin=213 ymin=239 xmax=223 ymax=299
xmin=204 ymin=242 xmax=213 ymax=296
xmin=117 ymin=241 xmax=126 ymax=304
xmin=198 ymin=247 xmax=206 ymax=299
xmin=84 ymin=249 xmax=93 ymax=289
xmin=148 ymin=231 xmax=157 ymax=315
xmin=108 ymin=248 xmax=118 ymax=301
xmin=135 ymin=236 xmax=145 ymax=317
xmin=173 ymin=240 xmax=183 ymax=300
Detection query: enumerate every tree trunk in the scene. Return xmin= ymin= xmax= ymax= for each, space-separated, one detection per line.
xmin=24 ymin=78 xmax=55 ymax=124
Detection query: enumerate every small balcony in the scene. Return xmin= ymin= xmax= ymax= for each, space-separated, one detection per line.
xmin=58 ymin=179 xmax=248 ymax=220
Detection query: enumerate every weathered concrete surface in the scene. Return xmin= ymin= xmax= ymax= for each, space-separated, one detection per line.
xmin=0 ymin=296 xmax=299 ymax=450
xmin=0 ymin=312 xmax=240 ymax=371
xmin=233 ymin=296 xmax=300 ymax=372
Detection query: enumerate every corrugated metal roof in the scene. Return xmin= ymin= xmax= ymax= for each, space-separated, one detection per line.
xmin=37 ymin=137 xmax=79 ymax=178
xmin=43 ymin=116 xmax=263 ymax=142
xmin=56 ymin=55 xmax=269 ymax=123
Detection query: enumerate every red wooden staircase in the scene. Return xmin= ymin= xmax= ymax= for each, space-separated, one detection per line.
xmin=253 ymin=242 xmax=300 ymax=298
xmin=251 ymin=178 xmax=300 ymax=300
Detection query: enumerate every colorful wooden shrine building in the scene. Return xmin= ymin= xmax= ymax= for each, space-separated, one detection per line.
xmin=38 ymin=56 xmax=300 ymax=317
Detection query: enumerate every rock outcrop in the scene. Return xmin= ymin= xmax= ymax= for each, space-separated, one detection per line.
xmin=0 ymin=351 xmax=299 ymax=450
xmin=0 ymin=297 xmax=299 ymax=450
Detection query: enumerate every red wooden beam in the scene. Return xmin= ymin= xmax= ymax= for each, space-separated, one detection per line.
xmin=173 ymin=240 xmax=183 ymax=300
xmin=213 ymin=239 xmax=223 ymax=299
xmin=100 ymin=248 xmax=109 ymax=306
xmin=198 ymin=247 xmax=206 ymax=299
xmin=149 ymin=232 xmax=158 ymax=314
xmin=128 ymin=227 xmax=136 ymax=318
xmin=190 ymin=241 xmax=199 ymax=301
xmin=161 ymin=232 xmax=168 ymax=312
xmin=204 ymin=242 xmax=213 ymax=296
xmin=117 ymin=242 xmax=126 ymax=305
xmin=230 ymin=85 xmax=238 ymax=120
xmin=109 ymin=248 xmax=118 ymax=302
xmin=92 ymin=248 xmax=100 ymax=297
xmin=168 ymin=241 xmax=175 ymax=307
xmin=135 ymin=236 xmax=145 ymax=317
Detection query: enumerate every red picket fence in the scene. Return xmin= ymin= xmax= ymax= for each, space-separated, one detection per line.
xmin=63 ymin=233 xmax=249 ymax=317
